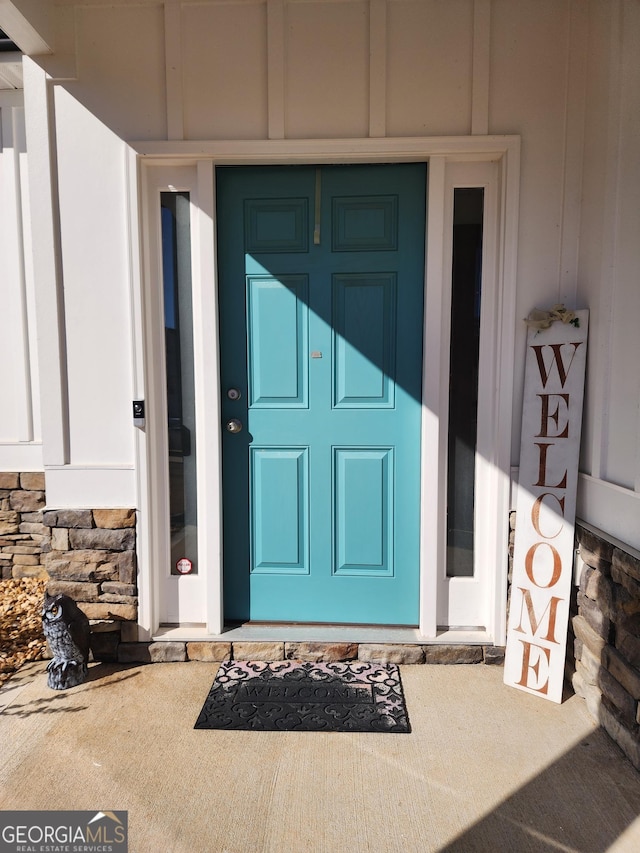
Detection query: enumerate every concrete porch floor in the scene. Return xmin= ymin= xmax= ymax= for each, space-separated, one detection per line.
xmin=1 ymin=661 xmax=639 ymax=853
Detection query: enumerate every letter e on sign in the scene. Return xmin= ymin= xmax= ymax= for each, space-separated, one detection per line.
xmin=504 ymin=309 xmax=588 ymax=703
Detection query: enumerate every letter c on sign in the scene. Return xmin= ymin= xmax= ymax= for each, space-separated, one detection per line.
xmin=531 ymin=492 xmax=565 ymax=539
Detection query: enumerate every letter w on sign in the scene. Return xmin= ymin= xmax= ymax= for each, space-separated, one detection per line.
xmin=504 ymin=309 xmax=588 ymax=703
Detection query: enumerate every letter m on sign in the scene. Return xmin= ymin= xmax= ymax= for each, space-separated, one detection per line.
xmin=504 ymin=309 xmax=588 ymax=703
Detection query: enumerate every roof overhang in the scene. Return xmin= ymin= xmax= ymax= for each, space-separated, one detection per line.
xmin=0 ymin=0 xmax=54 ymax=57
xmin=0 ymin=50 xmax=22 ymax=88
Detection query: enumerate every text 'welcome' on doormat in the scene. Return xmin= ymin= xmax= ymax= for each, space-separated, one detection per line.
xmin=194 ymin=660 xmax=411 ymax=733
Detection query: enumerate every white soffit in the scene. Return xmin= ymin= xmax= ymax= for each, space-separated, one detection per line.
xmin=0 ymin=52 xmax=22 ymax=89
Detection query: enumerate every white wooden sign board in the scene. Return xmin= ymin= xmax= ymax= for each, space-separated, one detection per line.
xmin=504 ymin=309 xmax=589 ymax=703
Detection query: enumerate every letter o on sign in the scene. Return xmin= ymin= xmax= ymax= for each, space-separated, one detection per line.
xmin=524 ymin=542 xmax=562 ymax=588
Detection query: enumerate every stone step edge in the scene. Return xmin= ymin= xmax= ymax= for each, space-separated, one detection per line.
xmin=113 ymin=640 xmax=505 ymax=666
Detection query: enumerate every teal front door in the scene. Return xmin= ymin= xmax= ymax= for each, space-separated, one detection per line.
xmin=217 ymin=164 xmax=426 ymax=624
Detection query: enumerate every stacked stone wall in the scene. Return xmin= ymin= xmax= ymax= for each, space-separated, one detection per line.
xmin=570 ymin=524 xmax=640 ymax=771
xmin=0 ymin=473 xmax=48 ymax=579
xmin=117 ymin=639 xmax=504 ymax=666
xmin=42 ymin=508 xmax=138 ymax=661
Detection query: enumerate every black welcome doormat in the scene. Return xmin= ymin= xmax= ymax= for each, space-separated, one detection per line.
xmin=194 ymin=660 xmax=411 ymax=733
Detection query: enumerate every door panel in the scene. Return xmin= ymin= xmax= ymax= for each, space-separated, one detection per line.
xmin=247 ymin=275 xmax=308 ymax=406
xmin=334 ymin=447 xmax=393 ymax=575
xmin=217 ymin=164 xmax=426 ymax=625
xmin=250 ymin=447 xmax=309 ymax=573
xmin=332 ymin=274 xmax=396 ymax=406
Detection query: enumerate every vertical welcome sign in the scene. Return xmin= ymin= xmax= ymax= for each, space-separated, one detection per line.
xmin=504 ymin=308 xmax=589 ymax=703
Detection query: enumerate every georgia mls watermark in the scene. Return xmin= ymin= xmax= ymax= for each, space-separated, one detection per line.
xmin=0 ymin=811 xmax=128 ymax=853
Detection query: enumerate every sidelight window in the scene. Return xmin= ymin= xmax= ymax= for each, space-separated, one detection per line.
xmin=446 ymin=188 xmax=484 ymax=578
xmin=161 ymin=191 xmax=199 ymax=575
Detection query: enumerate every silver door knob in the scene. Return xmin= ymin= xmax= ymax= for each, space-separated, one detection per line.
xmin=226 ymin=418 xmax=243 ymax=434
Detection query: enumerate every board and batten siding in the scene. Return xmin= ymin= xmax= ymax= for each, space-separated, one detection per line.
xmin=1 ymin=0 xmax=638 ymax=552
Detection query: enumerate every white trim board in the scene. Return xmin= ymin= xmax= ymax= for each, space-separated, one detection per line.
xmin=44 ymin=466 xmax=136 ymax=508
xmin=0 ymin=443 xmax=43 ymax=472
xmin=132 ymin=135 xmax=520 ymax=162
xmin=577 ymin=474 xmax=640 ymax=553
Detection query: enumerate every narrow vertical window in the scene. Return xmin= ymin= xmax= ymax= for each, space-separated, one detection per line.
xmin=161 ymin=192 xmax=198 ymax=575
xmin=446 ymin=188 xmax=484 ymax=577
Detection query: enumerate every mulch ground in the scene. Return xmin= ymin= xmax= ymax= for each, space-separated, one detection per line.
xmin=0 ymin=577 xmax=49 ymax=688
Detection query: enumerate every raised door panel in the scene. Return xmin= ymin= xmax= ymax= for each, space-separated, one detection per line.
xmin=332 ymin=273 xmax=396 ymax=407
xmin=247 ymin=275 xmax=308 ymax=407
xmin=333 ymin=448 xmax=393 ymax=575
xmin=250 ymin=447 xmax=309 ymax=574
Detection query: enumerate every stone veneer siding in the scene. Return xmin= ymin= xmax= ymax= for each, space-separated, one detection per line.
xmin=41 ymin=508 xmax=138 ymax=662
xmin=0 ymin=472 xmax=48 ymax=579
xmin=1 ymin=472 xmax=138 ymax=661
xmin=117 ymin=640 xmax=505 ymax=666
xmin=570 ymin=524 xmax=640 ymax=771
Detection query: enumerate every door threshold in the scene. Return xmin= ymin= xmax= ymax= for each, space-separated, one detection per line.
xmin=153 ymin=623 xmax=492 ymax=645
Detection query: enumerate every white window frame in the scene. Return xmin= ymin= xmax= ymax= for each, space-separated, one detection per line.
xmin=424 ymin=160 xmax=506 ymax=636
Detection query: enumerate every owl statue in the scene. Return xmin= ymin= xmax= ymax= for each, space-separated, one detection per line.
xmin=41 ymin=592 xmax=91 ymax=690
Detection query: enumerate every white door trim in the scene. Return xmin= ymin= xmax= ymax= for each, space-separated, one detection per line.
xmin=136 ymin=135 xmax=520 ymax=643
xmin=194 ymin=160 xmax=224 ymax=634
xmin=420 ymin=155 xmax=447 ymax=637
xmin=141 ymin=166 xmax=208 ymax=627
xmin=427 ymin=161 xmax=502 ymax=634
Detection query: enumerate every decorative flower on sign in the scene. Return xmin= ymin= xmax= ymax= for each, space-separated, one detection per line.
xmin=525 ymin=303 xmax=580 ymax=330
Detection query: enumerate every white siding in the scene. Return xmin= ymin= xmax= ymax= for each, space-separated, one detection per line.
xmin=7 ymin=0 xmax=639 ymax=542
xmin=70 ymin=4 xmax=166 ymax=141
xmin=387 ymin=0 xmax=474 ymax=137
xmin=285 ymin=0 xmax=369 ymax=138
xmin=54 ymin=87 xmax=135 ymax=470
xmin=575 ymin=0 xmax=640 ymax=544
xmin=183 ymin=1 xmax=268 ymax=140
xmin=0 ymin=94 xmax=41 ymax=469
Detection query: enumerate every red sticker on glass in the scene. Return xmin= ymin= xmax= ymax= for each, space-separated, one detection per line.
xmin=176 ymin=558 xmax=193 ymax=575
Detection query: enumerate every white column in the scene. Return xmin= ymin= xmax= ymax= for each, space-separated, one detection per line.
xmin=22 ymin=56 xmax=69 ymax=466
